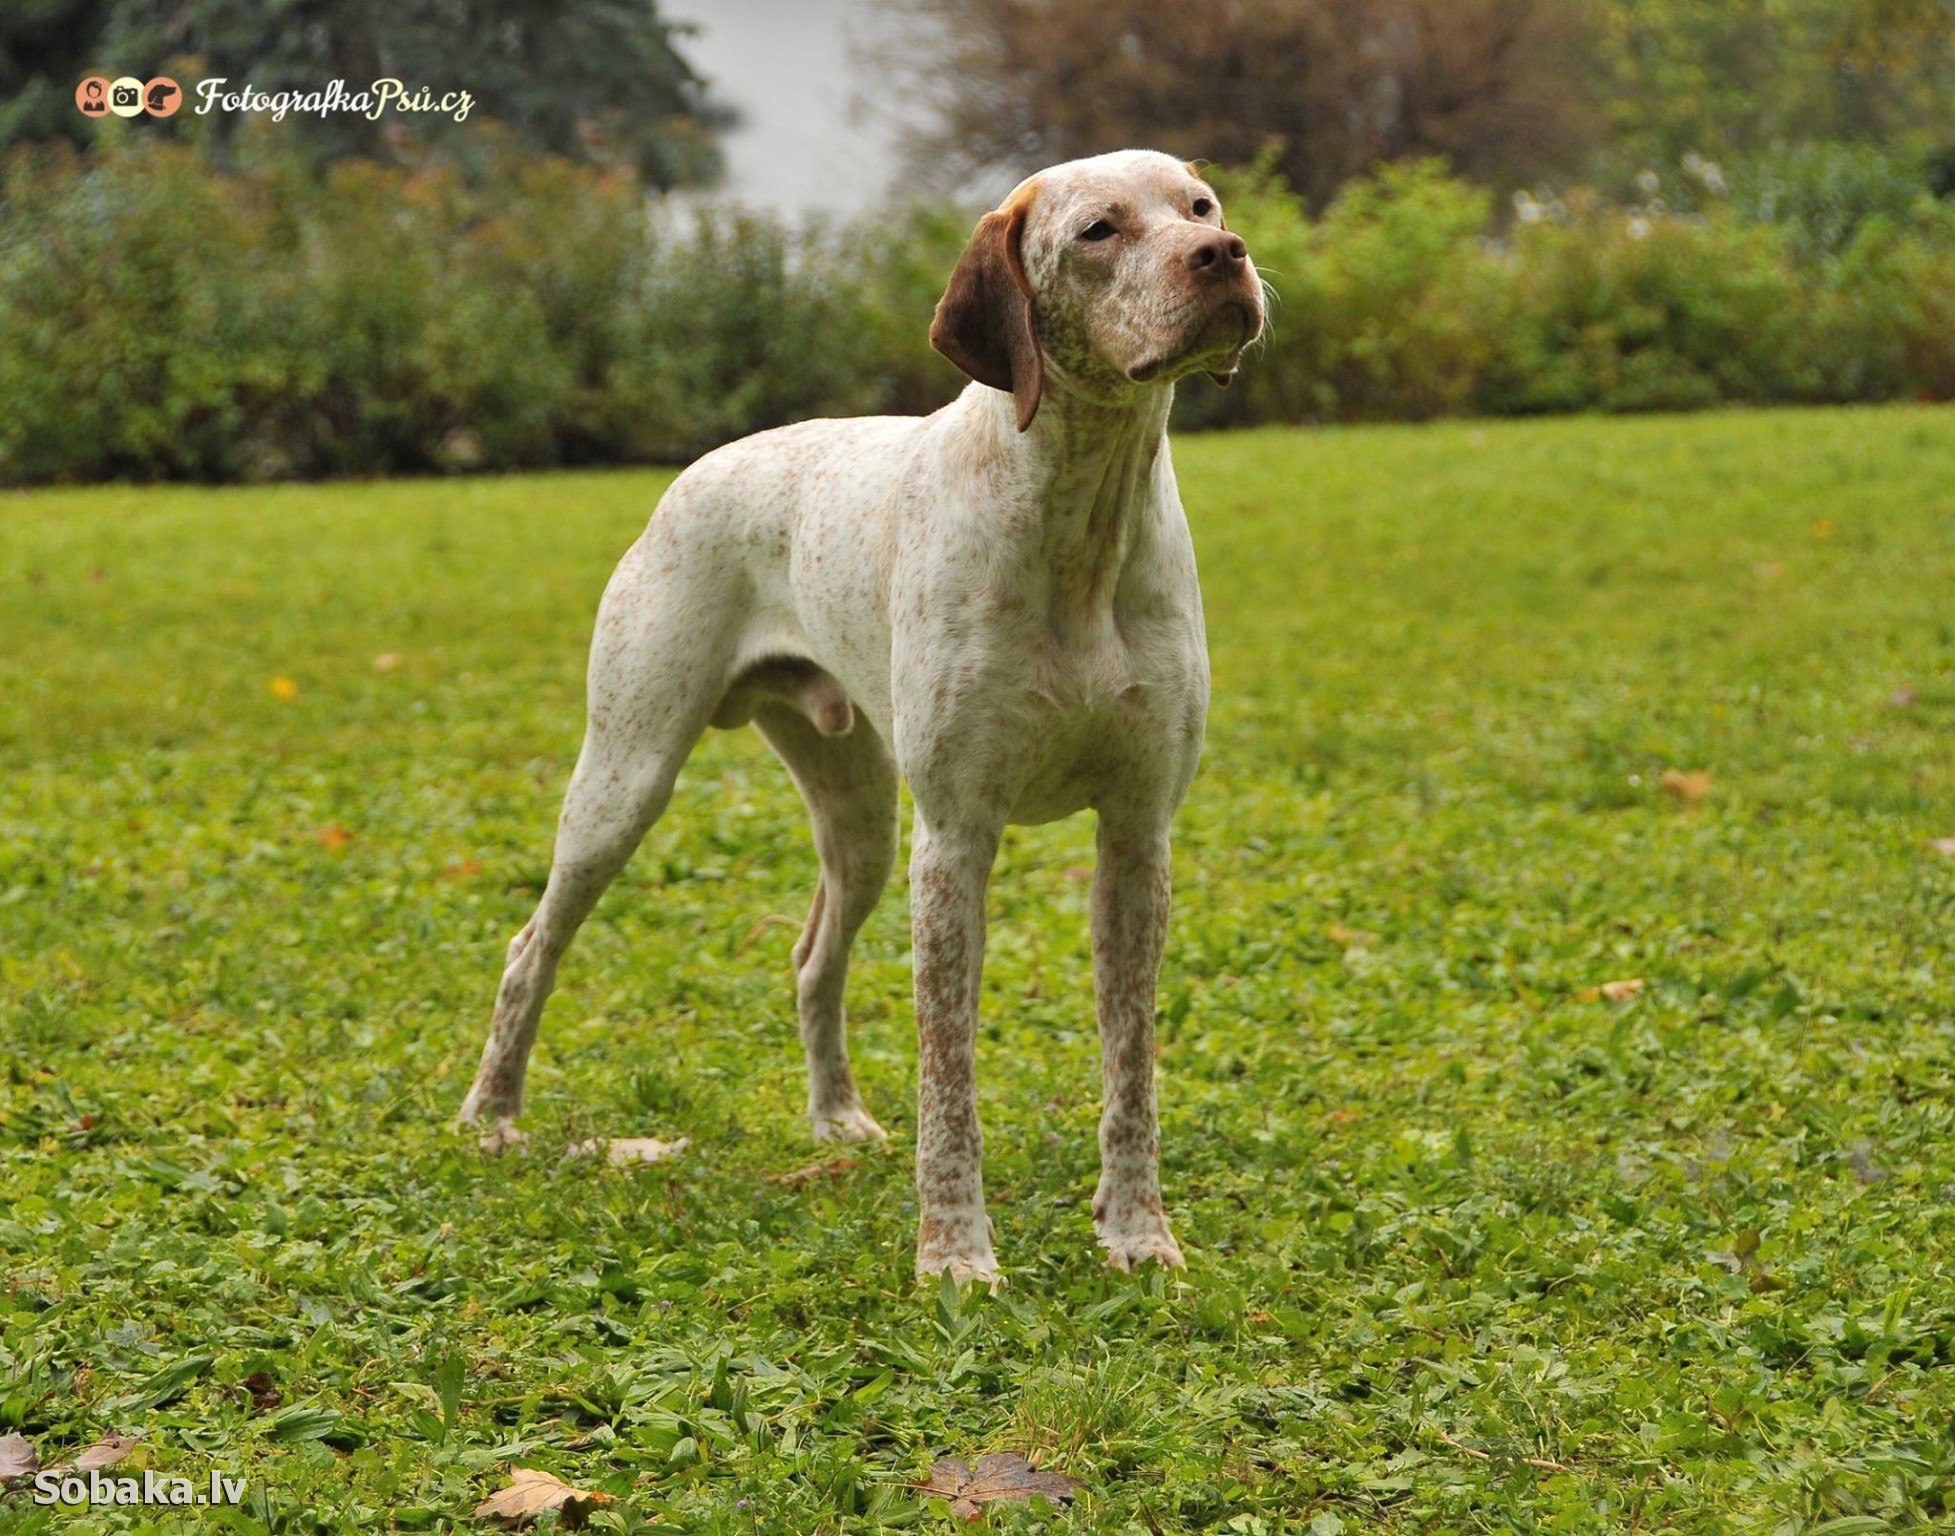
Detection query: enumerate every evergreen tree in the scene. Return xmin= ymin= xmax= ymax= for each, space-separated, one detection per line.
xmin=4 ymin=0 xmax=729 ymax=188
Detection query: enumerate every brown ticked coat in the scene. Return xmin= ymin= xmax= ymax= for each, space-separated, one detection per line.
xmin=460 ymin=150 xmax=1264 ymax=1284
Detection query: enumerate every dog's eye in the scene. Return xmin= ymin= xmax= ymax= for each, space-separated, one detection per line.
xmin=1079 ymin=219 xmax=1117 ymax=242
xmin=1192 ymin=197 xmax=1214 ymax=218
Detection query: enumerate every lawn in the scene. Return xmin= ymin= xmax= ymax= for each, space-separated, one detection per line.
xmin=4 ymin=405 xmax=1955 ymax=1534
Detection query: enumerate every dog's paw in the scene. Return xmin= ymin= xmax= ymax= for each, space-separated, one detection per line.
xmin=1098 ymin=1222 xmax=1186 ymax=1273
xmin=468 ymin=1120 xmax=527 ymax=1154
xmin=917 ymin=1249 xmax=1006 ymax=1290
xmin=811 ymin=1103 xmax=888 ymax=1145
xmin=916 ymin=1214 xmax=1003 ymax=1290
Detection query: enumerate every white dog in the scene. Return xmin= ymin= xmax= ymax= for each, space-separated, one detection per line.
xmin=460 ymin=150 xmax=1264 ymax=1284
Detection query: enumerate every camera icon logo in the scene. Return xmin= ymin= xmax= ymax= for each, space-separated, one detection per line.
xmin=76 ymin=73 xmax=181 ymax=120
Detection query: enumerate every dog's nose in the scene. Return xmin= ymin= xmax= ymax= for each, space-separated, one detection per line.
xmin=1185 ymin=230 xmax=1248 ymax=273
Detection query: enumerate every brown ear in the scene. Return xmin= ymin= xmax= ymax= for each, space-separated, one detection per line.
xmin=930 ymin=195 xmax=1043 ymax=431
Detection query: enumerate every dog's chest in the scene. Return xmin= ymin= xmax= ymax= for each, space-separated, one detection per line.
xmin=1000 ymin=622 xmax=1205 ymax=823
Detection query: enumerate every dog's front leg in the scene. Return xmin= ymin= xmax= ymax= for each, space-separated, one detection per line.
xmin=1091 ymin=819 xmax=1186 ymax=1271
xmin=908 ymin=820 xmax=1002 ymax=1285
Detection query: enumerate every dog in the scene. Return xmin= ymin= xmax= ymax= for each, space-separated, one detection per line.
xmin=459 ymin=150 xmax=1264 ymax=1284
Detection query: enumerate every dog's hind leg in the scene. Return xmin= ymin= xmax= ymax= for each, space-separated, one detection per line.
xmin=753 ymin=696 xmax=899 ymax=1144
xmin=458 ymin=532 xmax=732 ymax=1146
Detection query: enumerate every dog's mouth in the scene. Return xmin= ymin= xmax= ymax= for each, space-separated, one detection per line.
xmin=1125 ymin=299 xmax=1261 ymax=384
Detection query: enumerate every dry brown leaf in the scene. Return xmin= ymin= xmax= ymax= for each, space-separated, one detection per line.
xmin=1327 ymin=922 xmax=1377 ymax=947
xmin=1063 ymin=865 xmax=1092 ymax=883
xmin=1752 ymin=560 xmax=1785 ymax=580
xmin=71 ymin=1433 xmax=138 ymax=1472
xmin=568 ymin=1136 xmax=690 ymax=1167
xmin=768 ymin=1157 xmax=858 ymax=1186
xmin=443 ymin=858 xmax=485 ymax=882
xmin=244 ymin=1370 xmax=282 ymax=1412
xmin=269 ymin=675 xmax=300 ymax=700
xmin=474 ymin=1467 xmax=613 ymax=1527
xmin=372 ymin=652 xmax=404 ymax=672
xmin=1889 ymin=686 xmax=1917 ymax=708
xmin=1931 ymin=837 xmax=1955 ymax=858
xmin=1578 ymin=977 xmax=1646 ymax=1003
xmin=1659 ymin=768 xmax=1712 ymax=803
xmin=0 ymin=1433 xmax=38 ymax=1484
xmin=918 ymin=1453 xmax=1080 ymax=1521
xmin=311 ymin=826 xmax=353 ymax=851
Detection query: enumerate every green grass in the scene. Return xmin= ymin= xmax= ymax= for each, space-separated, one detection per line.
xmin=5 ymin=406 xmax=1955 ymax=1534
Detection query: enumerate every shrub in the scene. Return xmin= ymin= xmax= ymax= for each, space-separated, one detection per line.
xmin=0 ymin=140 xmax=1950 ymax=486
xmin=1487 ymin=208 xmax=1810 ymax=413
xmin=0 ymin=143 xmax=284 ymax=481
xmin=1199 ymin=158 xmax=1502 ymax=427
xmin=1722 ymin=140 xmax=1948 ymax=261
xmin=0 ymin=140 xmax=973 ymax=482
xmin=1211 ymin=153 xmax=1955 ymax=424
xmin=1822 ymin=208 xmax=1955 ymax=403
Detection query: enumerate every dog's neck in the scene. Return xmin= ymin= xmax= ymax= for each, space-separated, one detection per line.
xmin=974 ymin=379 xmax=1173 ymax=636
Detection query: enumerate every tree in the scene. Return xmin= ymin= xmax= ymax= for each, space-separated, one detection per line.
xmin=1588 ymin=0 xmax=1955 ymax=178
xmin=872 ymin=0 xmax=1598 ymax=208
xmin=2 ymin=0 xmax=730 ymax=188
xmin=0 ymin=1 xmax=114 ymax=153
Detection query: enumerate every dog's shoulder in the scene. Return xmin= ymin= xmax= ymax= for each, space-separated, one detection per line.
xmin=683 ymin=414 xmax=929 ymax=487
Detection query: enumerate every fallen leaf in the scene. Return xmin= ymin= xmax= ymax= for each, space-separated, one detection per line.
xmin=1752 ymin=560 xmax=1784 ymax=580
xmin=1932 ymin=838 xmax=1955 ymax=858
xmin=372 ymin=652 xmax=404 ymax=672
xmin=1659 ymin=768 xmax=1712 ymax=803
xmin=0 ymin=1433 xmax=38 ymax=1483
xmin=1809 ymin=517 xmax=1835 ymax=539
xmin=244 ymin=1370 xmax=282 ymax=1412
xmin=311 ymin=825 xmax=353 ymax=851
xmin=1579 ymin=978 xmax=1646 ymax=1003
xmin=1889 ymin=687 xmax=1917 ymax=708
xmin=1063 ymin=865 xmax=1091 ymax=883
xmin=567 ymin=1136 xmax=690 ymax=1167
xmin=269 ymin=675 xmax=300 ymax=700
xmin=443 ymin=858 xmax=485 ymax=881
xmin=768 ymin=1157 xmax=858 ymax=1186
xmin=918 ymin=1453 xmax=1080 ymax=1521
xmin=474 ymin=1467 xmax=613 ymax=1527
xmin=71 ymin=1433 xmax=138 ymax=1472
xmin=1326 ymin=922 xmax=1377 ymax=947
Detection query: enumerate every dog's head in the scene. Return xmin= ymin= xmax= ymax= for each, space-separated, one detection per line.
xmin=931 ymin=149 xmax=1265 ymax=430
